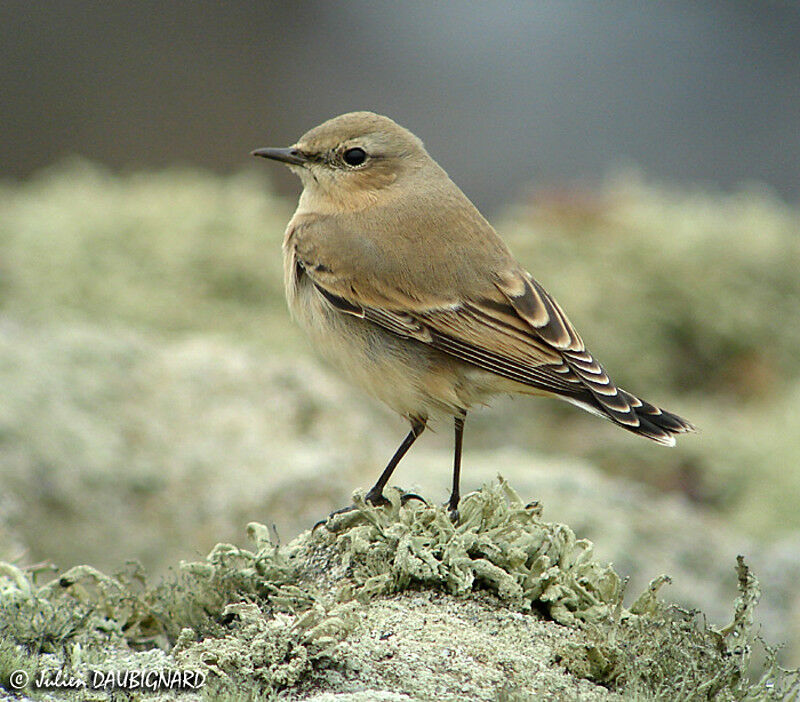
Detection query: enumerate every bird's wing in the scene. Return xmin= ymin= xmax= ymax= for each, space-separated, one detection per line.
xmin=295 ymin=232 xmax=634 ymax=410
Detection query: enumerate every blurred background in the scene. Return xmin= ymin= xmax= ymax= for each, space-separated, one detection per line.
xmin=2 ymin=1 xmax=800 ymax=663
xmin=3 ymin=2 xmax=800 ymax=212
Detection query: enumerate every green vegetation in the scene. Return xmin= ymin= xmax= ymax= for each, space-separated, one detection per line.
xmin=2 ymin=483 xmax=797 ymax=700
xmin=0 ymin=161 xmax=296 ymax=344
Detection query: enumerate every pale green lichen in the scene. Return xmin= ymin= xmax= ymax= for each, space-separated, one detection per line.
xmin=1 ymin=480 xmax=799 ymax=700
xmin=556 ymin=557 xmax=793 ymax=700
xmin=294 ymin=478 xmax=622 ymax=627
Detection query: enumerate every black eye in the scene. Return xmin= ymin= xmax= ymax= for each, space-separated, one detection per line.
xmin=343 ymin=147 xmax=367 ymax=166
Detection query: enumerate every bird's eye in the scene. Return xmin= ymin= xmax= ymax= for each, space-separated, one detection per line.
xmin=343 ymin=147 xmax=367 ymax=166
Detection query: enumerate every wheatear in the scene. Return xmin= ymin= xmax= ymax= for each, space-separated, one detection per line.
xmin=253 ymin=112 xmax=694 ymax=518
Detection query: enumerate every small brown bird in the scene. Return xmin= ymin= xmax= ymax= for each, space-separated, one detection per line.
xmin=253 ymin=112 xmax=694 ymax=518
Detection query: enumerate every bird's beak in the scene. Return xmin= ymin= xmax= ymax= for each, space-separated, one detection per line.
xmin=250 ymin=147 xmax=307 ymax=166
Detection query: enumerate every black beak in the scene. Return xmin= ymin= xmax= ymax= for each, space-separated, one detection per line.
xmin=250 ymin=147 xmax=307 ymax=166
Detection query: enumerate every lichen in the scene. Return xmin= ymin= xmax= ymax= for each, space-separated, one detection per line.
xmin=555 ymin=557 xmax=800 ymax=701
xmin=294 ymin=478 xmax=622 ymax=627
xmin=1 ymin=480 xmax=798 ymax=700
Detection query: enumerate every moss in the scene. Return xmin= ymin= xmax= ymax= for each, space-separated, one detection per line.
xmin=2 ymin=480 xmax=798 ymax=700
xmin=297 ymin=479 xmax=621 ymax=626
xmin=0 ymin=638 xmax=37 ymax=696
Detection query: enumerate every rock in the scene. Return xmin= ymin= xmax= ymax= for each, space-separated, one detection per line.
xmin=3 ymin=482 xmax=796 ymax=700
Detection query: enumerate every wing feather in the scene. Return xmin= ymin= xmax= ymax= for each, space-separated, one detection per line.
xmin=307 ymin=266 xmax=637 ymax=415
xmin=309 ymin=279 xmax=582 ymax=396
xmin=495 ymin=271 xmax=584 ymax=351
xmin=299 ymin=250 xmax=692 ymax=443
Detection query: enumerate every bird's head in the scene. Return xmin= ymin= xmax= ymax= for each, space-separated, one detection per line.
xmin=252 ymin=112 xmax=432 ymax=208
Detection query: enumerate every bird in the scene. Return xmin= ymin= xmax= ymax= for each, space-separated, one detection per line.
xmin=252 ymin=111 xmax=695 ymax=520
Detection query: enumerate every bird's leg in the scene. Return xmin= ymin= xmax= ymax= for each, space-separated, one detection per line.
xmin=365 ymin=417 xmax=427 ymax=506
xmin=315 ymin=418 xmax=427 ymax=529
xmin=447 ymin=410 xmax=467 ymax=522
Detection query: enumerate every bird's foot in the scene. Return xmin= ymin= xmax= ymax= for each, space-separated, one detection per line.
xmin=444 ymin=494 xmax=461 ymax=524
xmin=313 ymin=488 xmax=427 ymax=531
xmin=313 ymin=503 xmax=362 ymax=531
xmin=363 ymin=488 xmax=427 ymax=509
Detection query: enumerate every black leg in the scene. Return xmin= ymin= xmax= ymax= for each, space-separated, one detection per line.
xmin=447 ymin=410 xmax=466 ymax=521
xmin=365 ymin=417 xmax=426 ymax=506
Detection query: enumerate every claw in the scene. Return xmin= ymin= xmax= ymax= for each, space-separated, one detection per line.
xmin=313 ymin=487 xmax=428 ymax=531
xmin=364 ymin=490 xmax=391 ymax=508
xmin=313 ymin=503 xmax=359 ymax=531
xmin=399 ymin=492 xmax=427 ymax=506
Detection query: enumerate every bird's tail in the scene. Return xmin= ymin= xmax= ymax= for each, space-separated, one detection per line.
xmin=615 ymin=389 xmax=695 ymax=446
xmin=568 ymin=387 xmax=695 ymax=446
xmin=552 ymin=346 xmax=695 ymax=446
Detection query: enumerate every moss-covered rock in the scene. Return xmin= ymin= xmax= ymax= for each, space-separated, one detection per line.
xmin=2 ymin=481 xmax=797 ymax=700
xmin=292 ymin=481 xmax=621 ymax=627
